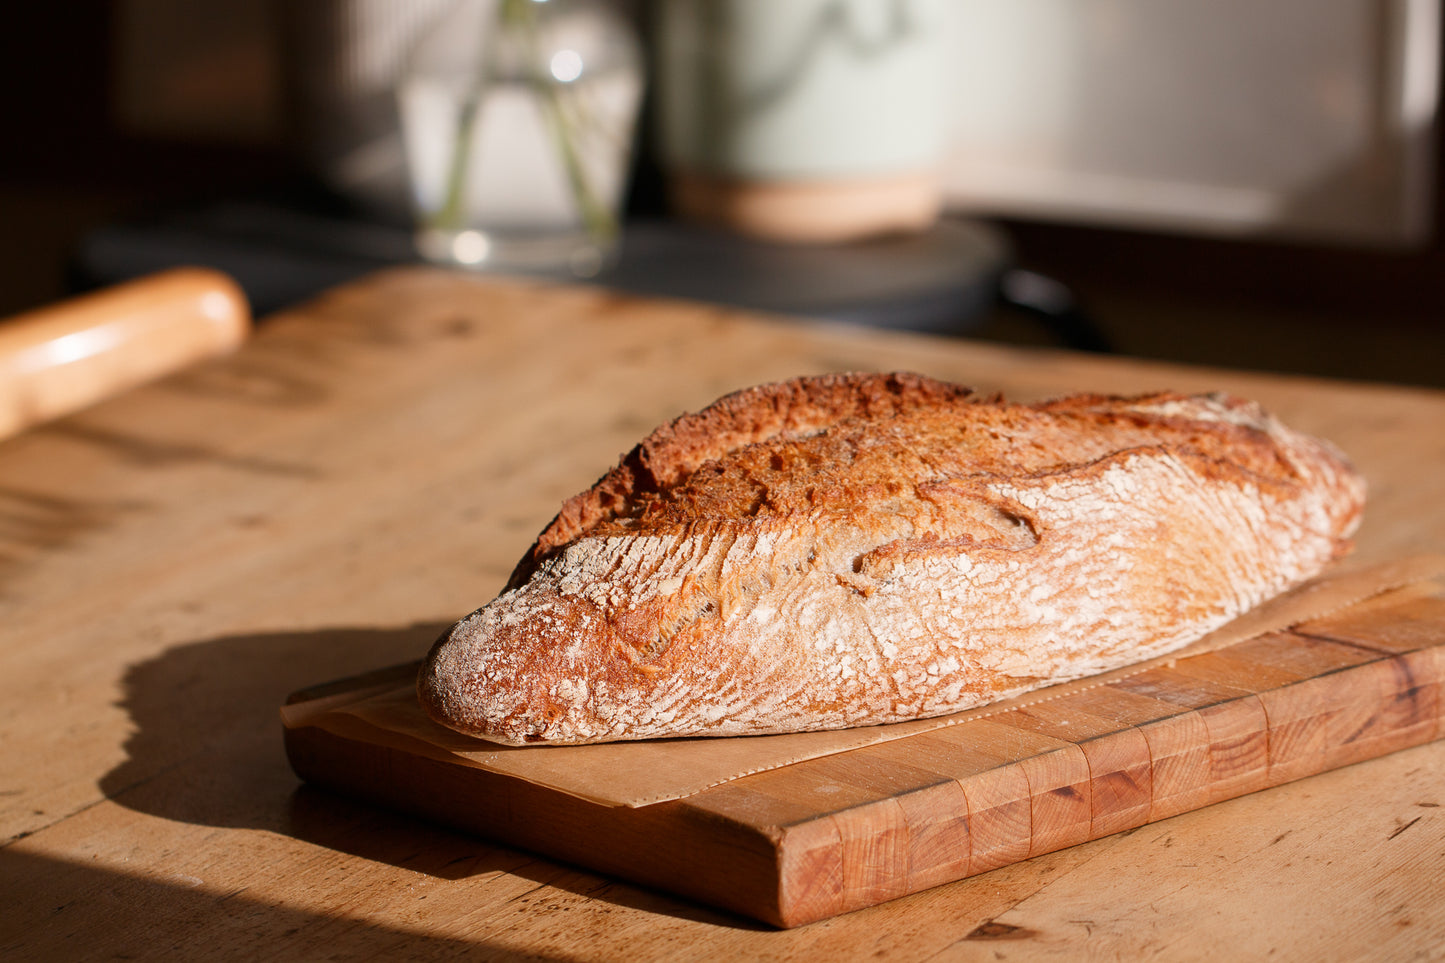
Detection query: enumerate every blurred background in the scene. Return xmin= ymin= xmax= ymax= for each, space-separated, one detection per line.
xmin=1 ymin=0 xmax=1442 ymax=387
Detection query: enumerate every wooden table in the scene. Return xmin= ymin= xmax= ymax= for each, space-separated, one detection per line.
xmin=3 ymin=268 xmax=1442 ymax=959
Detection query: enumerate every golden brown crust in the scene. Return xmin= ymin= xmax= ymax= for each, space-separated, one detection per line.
xmin=507 ymin=372 xmax=979 ymax=588
xmin=424 ymin=373 xmax=1366 ymax=745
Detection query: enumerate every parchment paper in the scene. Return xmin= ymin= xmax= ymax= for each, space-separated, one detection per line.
xmin=281 ymin=555 xmax=1445 ymax=807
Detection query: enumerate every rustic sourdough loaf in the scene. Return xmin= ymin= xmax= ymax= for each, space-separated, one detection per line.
xmin=419 ymin=372 xmax=1365 ymax=745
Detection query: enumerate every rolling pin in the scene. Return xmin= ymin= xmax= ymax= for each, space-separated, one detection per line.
xmin=0 ymin=268 xmax=251 ymax=441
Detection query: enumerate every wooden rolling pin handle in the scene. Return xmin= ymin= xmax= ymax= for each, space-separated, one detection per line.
xmin=0 ymin=268 xmax=252 ymax=441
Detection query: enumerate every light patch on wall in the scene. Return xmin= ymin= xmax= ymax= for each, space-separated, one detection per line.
xmin=940 ymin=0 xmax=1440 ymax=247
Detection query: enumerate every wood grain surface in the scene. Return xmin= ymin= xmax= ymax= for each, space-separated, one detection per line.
xmin=3 ymin=269 xmax=1444 ymax=958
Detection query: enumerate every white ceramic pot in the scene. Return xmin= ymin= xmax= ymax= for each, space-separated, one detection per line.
xmin=655 ymin=0 xmax=950 ymax=242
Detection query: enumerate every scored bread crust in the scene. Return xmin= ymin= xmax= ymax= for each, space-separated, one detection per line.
xmin=419 ymin=372 xmax=1366 ymax=745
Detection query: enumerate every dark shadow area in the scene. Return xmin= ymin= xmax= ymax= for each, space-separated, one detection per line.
xmin=96 ymin=621 xmax=756 ymax=931
xmin=0 ymin=848 xmax=564 ymax=961
xmin=98 ymin=621 xmax=448 ymax=833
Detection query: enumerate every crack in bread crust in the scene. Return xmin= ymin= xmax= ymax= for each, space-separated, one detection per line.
xmin=423 ymin=373 xmax=1366 ymax=745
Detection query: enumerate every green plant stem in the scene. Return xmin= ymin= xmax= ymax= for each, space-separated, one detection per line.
xmin=541 ymin=81 xmax=617 ymax=248
xmin=429 ymin=0 xmax=617 ymax=249
xmin=505 ymin=0 xmax=617 ymax=247
xmin=430 ymin=89 xmax=481 ymax=234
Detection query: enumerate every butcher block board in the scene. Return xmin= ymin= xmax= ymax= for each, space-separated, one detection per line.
xmin=284 ymin=589 xmax=1445 ymax=928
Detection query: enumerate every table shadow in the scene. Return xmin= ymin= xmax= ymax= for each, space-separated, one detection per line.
xmin=97 ymin=621 xmax=757 ymax=931
xmin=2 ymin=847 xmax=570 ymax=960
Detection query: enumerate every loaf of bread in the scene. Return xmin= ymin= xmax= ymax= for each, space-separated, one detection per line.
xmin=419 ymin=372 xmax=1365 ymax=745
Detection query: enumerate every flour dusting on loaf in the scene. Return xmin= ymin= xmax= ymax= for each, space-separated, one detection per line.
xmin=419 ymin=372 xmax=1365 ymax=745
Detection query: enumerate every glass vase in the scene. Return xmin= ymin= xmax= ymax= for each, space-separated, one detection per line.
xmin=400 ymin=0 xmax=644 ymax=276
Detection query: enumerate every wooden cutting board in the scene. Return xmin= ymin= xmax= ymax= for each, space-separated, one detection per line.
xmin=284 ymin=589 xmax=1444 ymax=929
